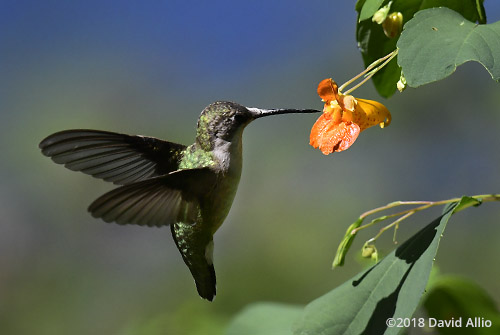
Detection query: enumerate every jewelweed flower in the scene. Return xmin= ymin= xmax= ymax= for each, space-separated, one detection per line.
xmin=310 ymin=78 xmax=391 ymax=155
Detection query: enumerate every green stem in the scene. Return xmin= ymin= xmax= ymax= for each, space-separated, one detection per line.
xmin=368 ymin=211 xmax=414 ymax=244
xmin=339 ymin=49 xmax=398 ymax=95
xmin=338 ymin=51 xmax=396 ymax=92
xmin=360 ymin=200 xmax=430 ymax=219
xmin=343 ymin=50 xmax=398 ymax=95
xmin=352 ymin=194 xmax=500 ymax=236
xmin=334 ymin=194 xmax=500 ymax=267
xmin=476 ymin=0 xmax=486 ymax=24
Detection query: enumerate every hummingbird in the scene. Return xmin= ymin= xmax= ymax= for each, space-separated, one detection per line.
xmin=39 ymin=101 xmax=320 ymax=301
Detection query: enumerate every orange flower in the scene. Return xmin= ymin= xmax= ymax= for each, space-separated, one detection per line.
xmin=310 ymin=78 xmax=391 ymax=155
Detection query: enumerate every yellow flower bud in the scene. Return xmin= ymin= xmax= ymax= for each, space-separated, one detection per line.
xmin=397 ymin=72 xmax=407 ymax=92
xmin=362 ymin=244 xmax=377 ymax=258
xmin=382 ymin=12 xmax=403 ymax=38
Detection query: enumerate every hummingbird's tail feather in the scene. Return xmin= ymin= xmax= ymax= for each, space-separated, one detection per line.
xmin=171 ymin=222 xmax=217 ymax=301
xmin=39 ymin=129 xmax=186 ymax=185
xmin=193 ymin=259 xmax=217 ymax=301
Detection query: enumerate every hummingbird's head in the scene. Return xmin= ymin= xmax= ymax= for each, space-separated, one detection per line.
xmin=196 ymin=101 xmax=321 ymax=148
xmin=196 ymin=101 xmax=255 ymax=145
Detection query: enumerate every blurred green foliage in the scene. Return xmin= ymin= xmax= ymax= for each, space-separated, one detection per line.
xmin=424 ymin=275 xmax=500 ymax=334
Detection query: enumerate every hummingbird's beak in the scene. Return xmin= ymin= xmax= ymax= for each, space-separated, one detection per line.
xmin=247 ymin=107 xmax=321 ymax=119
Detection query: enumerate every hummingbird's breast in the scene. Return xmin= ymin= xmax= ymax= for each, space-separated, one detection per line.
xmin=205 ymin=136 xmax=244 ymax=233
xmin=179 ymin=131 xmax=244 ymax=234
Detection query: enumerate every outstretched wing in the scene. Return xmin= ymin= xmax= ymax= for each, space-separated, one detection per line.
xmin=88 ymin=168 xmax=217 ymax=227
xmin=39 ymin=129 xmax=186 ymax=185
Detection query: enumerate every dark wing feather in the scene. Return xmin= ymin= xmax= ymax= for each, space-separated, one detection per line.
xmin=39 ymin=129 xmax=186 ymax=185
xmin=88 ymin=168 xmax=216 ymax=227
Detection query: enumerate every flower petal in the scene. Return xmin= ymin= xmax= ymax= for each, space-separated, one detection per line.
xmin=341 ymin=95 xmax=356 ymax=112
xmin=353 ymin=98 xmax=391 ymax=131
xmin=309 ymin=113 xmax=331 ymax=149
xmin=317 ymin=78 xmax=338 ymax=103
xmin=310 ymin=113 xmax=360 ymax=155
xmin=331 ymin=122 xmax=360 ymax=153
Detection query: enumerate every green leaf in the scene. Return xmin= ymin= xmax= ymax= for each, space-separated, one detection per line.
xmin=452 ymin=196 xmax=482 ymax=214
xmin=226 ymin=303 xmax=303 ymax=335
xmin=398 ymin=7 xmax=500 ymax=88
xmin=355 ymin=0 xmax=367 ymax=13
xmin=332 ymin=218 xmax=364 ymax=268
xmin=355 ymin=0 xmax=486 ymax=98
xmin=358 ymin=0 xmax=385 ymax=22
xmin=293 ymin=203 xmax=458 ymax=335
xmin=423 ymin=275 xmax=500 ymax=335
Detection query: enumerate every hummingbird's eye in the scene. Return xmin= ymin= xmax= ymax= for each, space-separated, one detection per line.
xmin=233 ymin=113 xmax=246 ymax=123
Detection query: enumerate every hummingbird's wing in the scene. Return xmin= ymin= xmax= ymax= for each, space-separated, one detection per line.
xmin=88 ymin=167 xmax=216 ymax=227
xmin=39 ymin=129 xmax=186 ymax=185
